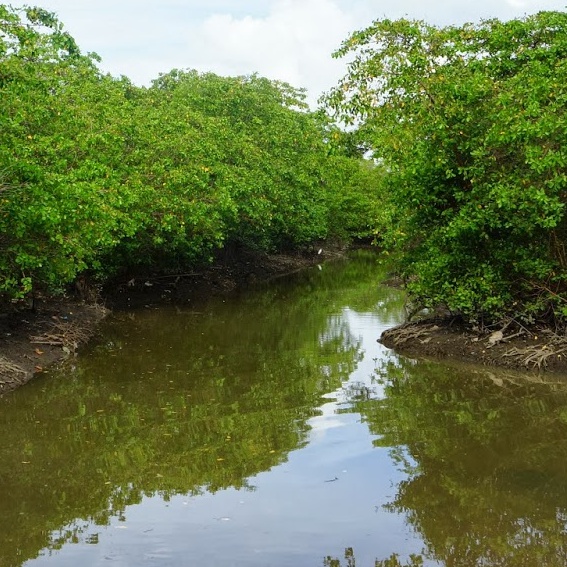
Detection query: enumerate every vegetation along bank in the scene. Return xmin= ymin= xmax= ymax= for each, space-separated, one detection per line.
xmin=0 ymin=5 xmax=379 ymax=387
xmin=326 ymin=10 xmax=567 ymax=372
xmin=3 ymin=5 xmax=567 ymax=382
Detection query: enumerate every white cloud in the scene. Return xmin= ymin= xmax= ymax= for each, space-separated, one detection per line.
xmin=6 ymin=0 xmax=567 ymax=105
xmin=187 ymin=0 xmax=359 ymax=104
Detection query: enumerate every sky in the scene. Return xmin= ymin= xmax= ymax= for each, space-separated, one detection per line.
xmin=7 ymin=0 xmax=567 ymax=106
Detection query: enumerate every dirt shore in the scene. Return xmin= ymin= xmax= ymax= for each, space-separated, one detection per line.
xmin=379 ymin=317 xmax=567 ymax=374
xmin=0 ymin=299 xmax=108 ymax=394
xmin=0 ymin=246 xmax=341 ymax=394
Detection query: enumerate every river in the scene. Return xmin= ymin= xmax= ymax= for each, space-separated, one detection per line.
xmin=1 ymin=250 xmax=567 ymax=566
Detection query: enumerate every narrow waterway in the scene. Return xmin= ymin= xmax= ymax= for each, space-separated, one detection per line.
xmin=2 ymin=250 xmax=567 ymax=567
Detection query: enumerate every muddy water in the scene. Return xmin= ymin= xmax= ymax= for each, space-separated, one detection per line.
xmin=2 ymin=251 xmax=567 ymax=566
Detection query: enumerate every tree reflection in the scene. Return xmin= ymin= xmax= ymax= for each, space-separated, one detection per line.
xmin=353 ymin=358 xmax=567 ymax=566
xmin=0 ymin=250 xmax=396 ymax=566
xmin=324 ymin=547 xmax=357 ymax=567
xmin=323 ymin=547 xmax=425 ymax=567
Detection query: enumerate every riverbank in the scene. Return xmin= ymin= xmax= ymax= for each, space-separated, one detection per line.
xmin=7 ymin=245 xmax=563 ymax=395
xmin=0 ymin=245 xmax=344 ymax=394
xmin=380 ymin=317 xmax=567 ymax=374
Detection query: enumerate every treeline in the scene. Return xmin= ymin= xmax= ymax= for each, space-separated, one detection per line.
xmin=327 ymin=11 xmax=567 ymax=327
xmin=0 ymin=5 xmax=381 ymax=303
xmin=10 ymin=5 xmax=564 ymax=328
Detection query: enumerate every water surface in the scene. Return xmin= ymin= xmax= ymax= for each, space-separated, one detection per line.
xmin=1 ymin=251 xmax=567 ymax=566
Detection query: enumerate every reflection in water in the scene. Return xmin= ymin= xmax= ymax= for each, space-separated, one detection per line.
xmin=1 ymin=251 xmax=405 ymax=567
xmin=353 ymin=358 xmax=567 ymax=567
xmin=324 ymin=548 xmax=425 ymax=566
xmin=2 ymin=250 xmax=567 ymax=566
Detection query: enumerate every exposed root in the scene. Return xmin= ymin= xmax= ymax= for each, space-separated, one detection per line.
xmin=379 ymin=315 xmax=567 ymax=373
xmin=503 ymin=340 xmax=567 ymax=369
xmin=381 ymin=322 xmax=440 ymax=346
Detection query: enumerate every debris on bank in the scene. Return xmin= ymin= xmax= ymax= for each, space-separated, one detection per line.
xmin=0 ymin=301 xmax=109 ymax=394
xmin=379 ymin=318 xmax=567 ymax=373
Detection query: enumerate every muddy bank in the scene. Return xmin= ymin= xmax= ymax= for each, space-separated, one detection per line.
xmin=0 ymin=246 xmax=344 ymax=394
xmin=104 ymin=245 xmax=341 ymax=310
xmin=0 ymin=300 xmax=108 ymax=394
xmin=380 ymin=317 xmax=567 ymax=374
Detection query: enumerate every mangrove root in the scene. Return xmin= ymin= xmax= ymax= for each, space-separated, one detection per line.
xmin=502 ymin=342 xmax=567 ymax=369
xmin=381 ymin=322 xmax=440 ymax=346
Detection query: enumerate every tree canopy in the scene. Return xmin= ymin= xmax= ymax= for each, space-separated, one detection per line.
xmin=0 ymin=4 xmax=379 ymax=304
xmin=326 ymin=11 xmax=567 ymax=326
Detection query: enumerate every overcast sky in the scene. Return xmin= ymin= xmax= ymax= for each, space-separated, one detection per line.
xmin=7 ymin=0 xmax=567 ymax=105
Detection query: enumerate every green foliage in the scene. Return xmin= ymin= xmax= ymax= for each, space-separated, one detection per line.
xmin=0 ymin=5 xmax=134 ymax=296
xmin=323 ymin=152 xmax=384 ymax=241
xmin=145 ymin=70 xmax=329 ymax=252
xmin=0 ymin=5 xmax=376 ymax=303
xmin=326 ymin=11 xmax=567 ymax=324
xmin=324 ymin=549 xmax=424 ymax=567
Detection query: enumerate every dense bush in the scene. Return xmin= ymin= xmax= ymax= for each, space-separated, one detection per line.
xmin=0 ymin=5 xmax=378 ymax=303
xmin=326 ymin=11 xmax=567 ymax=325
